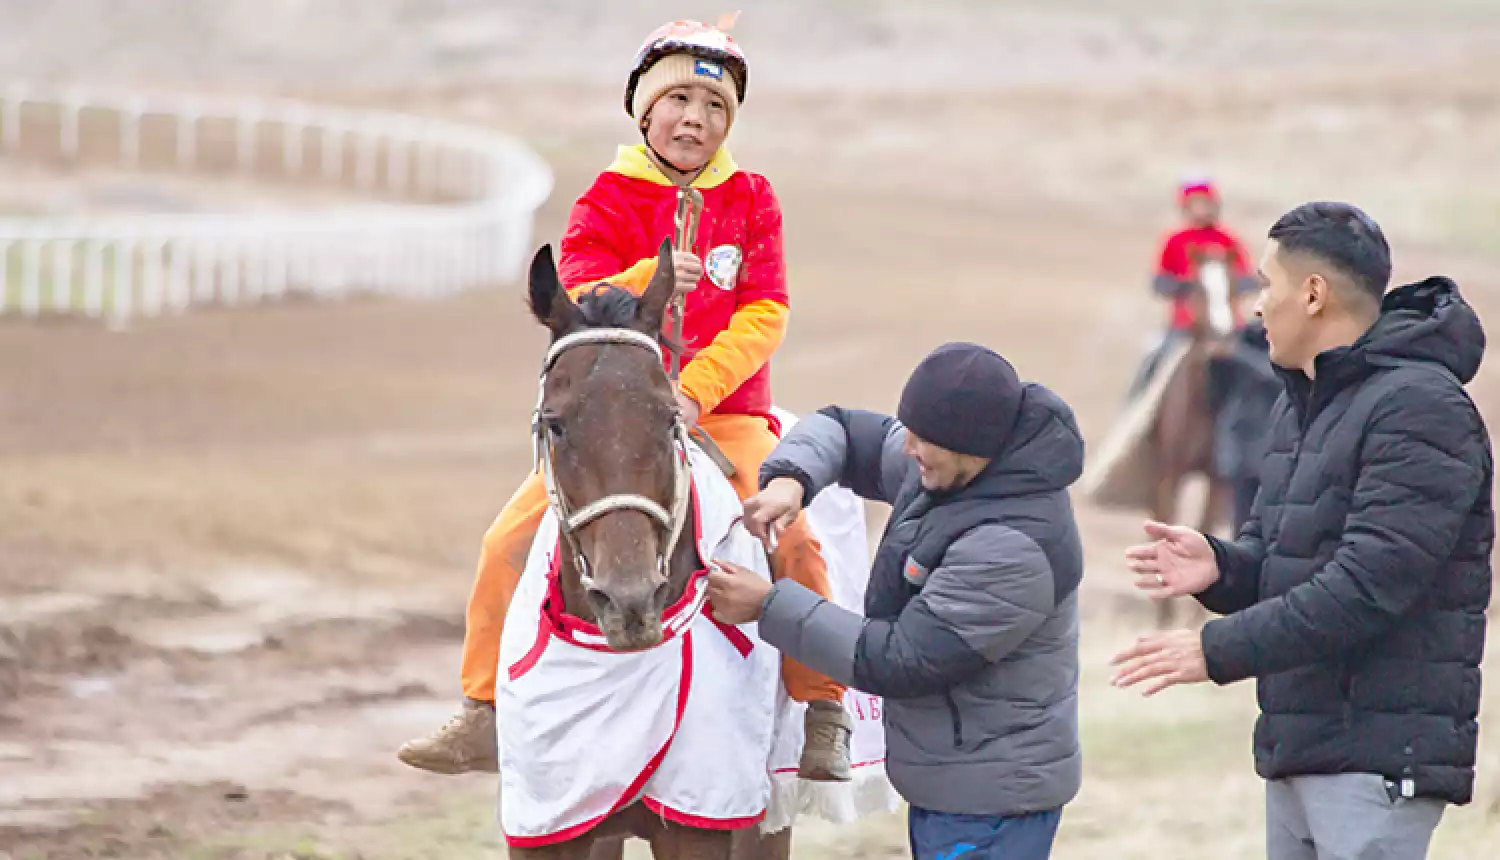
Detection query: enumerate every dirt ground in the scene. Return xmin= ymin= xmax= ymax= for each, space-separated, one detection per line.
xmin=3 ymin=2 xmax=1500 ymax=858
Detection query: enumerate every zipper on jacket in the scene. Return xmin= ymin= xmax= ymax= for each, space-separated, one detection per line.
xmin=943 ymin=692 xmax=964 ymax=748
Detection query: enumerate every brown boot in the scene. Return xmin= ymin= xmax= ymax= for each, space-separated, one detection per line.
xmin=396 ymin=697 xmax=499 ymax=774
xmin=798 ymin=699 xmax=853 ymax=782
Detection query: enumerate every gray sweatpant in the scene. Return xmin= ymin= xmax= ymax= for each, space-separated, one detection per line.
xmin=1266 ymin=774 xmax=1445 ymax=860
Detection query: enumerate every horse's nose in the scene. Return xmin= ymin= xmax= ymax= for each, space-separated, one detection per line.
xmin=582 ymin=582 xmax=614 ymax=618
xmin=583 ymin=576 xmax=668 ymax=650
xmin=583 ymin=580 xmax=666 ymax=620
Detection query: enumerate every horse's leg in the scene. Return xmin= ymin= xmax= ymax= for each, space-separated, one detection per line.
xmin=1200 ymin=477 xmax=1230 ymax=538
xmin=1152 ymin=471 xmax=1181 ymax=629
xmin=588 ymin=837 xmax=627 ymax=860
xmin=729 ymin=826 xmax=792 ymax=860
xmin=647 ymin=822 xmax=734 ymax=860
xmin=510 ymin=839 xmax=597 ymax=860
xmin=1155 ymin=588 xmax=1176 ymax=629
xmin=1183 ymin=476 xmax=1234 ymax=629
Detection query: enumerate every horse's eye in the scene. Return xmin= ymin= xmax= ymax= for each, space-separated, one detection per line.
xmin=545 ymin=417 xmax=565 ymax=440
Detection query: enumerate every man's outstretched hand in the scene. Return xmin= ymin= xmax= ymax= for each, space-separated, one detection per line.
xmin=1125 ymin=520 xmax=1219 ymax=599
xmin=1109 ymin=629 xmax=1209 ymax=696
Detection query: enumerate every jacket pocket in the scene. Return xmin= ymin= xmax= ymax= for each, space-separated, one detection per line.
xmin=1337 ymin=663 xmax=1353 ymax=726
xmin=943 ymin=692 xmax=964 ymax=748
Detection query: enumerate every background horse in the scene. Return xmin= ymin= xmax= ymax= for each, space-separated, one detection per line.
xmin=1149 ymin=249 xmax=1237 ymax=628
xmin=516 ymin=240 xmax=790 ymax=860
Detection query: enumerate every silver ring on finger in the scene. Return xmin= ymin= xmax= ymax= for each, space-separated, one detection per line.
xmin=1156 ymin=574 xmax=1167 ymax=587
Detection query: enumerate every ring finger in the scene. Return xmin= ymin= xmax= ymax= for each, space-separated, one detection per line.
xmin=1133 ymin=574 xmax=1171 ymax=593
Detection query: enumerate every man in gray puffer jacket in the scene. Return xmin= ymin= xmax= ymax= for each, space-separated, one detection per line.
xmin=706 ymin=342 xmax=1083 ymax=860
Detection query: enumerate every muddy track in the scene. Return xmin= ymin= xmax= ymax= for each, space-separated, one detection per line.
xmin=0 ymin=566 xmax=468 ymax=849
xmin=3 ymin=781 xmax=352 ymax=860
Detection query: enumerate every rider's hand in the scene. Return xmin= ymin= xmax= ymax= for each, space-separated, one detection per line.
xmin=671 ymin=251 xmax=703 ymax=296
xmin=675 ymin=392 xmax=701 ymax=427
xmin=743 ymin=477 xmax=805 ymax=548
xmin=1125 ymin=520 xmax=1220 ymax=598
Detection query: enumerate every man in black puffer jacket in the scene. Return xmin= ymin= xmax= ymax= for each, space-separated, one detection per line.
xmin=1112 ymin=201 xmax=1492 ymax=860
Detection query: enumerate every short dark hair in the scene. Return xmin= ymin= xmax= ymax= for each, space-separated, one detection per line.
xmin=1267 ymin=202 xmax=1391 ymax=302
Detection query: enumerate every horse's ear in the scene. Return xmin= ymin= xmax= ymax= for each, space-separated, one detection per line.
xmin=527 ymin=244 xmax=579 ymax=334
xmin=637 ymin=238 xmax=675 ymax=333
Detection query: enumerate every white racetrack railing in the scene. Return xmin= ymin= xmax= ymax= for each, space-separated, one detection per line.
xmin=0 ymin=83 xmax=553 ymax=326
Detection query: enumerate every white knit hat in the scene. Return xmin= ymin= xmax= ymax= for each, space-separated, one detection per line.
xmin=631 ymin=52 xmax=740 ymax=129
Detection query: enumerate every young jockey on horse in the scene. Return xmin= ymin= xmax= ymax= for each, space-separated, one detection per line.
xmin=1128 ymin=177 xmax=1259 ymax=398
xmin=397 ymin=18 xmax=853 ymax=783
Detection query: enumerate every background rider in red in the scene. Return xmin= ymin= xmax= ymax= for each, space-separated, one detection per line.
xmin=1128 ymin=178 xmax=1260 ymax=398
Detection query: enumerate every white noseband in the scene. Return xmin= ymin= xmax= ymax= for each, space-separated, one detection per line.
xmin=532 ymin=328 xmax=693 ymax=586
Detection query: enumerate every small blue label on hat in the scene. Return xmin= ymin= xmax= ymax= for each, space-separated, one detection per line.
xmin=694 ymin=59 xmax=723 ymax=80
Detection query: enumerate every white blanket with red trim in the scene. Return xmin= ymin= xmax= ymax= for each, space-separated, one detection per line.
xmin=496 ymin=410 xmax=899 ymax=847
xmin=761 ymin=409 xmax=901 ymax=832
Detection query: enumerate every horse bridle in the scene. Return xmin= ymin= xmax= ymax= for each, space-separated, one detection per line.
xmin=532 ymin=328 xmax=694 ymax=591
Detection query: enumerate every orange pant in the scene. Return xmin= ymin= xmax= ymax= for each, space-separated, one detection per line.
xmin=461 ymin=412 xmax=847 ymax=705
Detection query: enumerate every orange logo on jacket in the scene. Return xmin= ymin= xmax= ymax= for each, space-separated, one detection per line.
xmin=903 ymin=557 xmax=929 ymax=584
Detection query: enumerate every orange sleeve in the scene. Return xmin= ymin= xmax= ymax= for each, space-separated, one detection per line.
xmin=566 ymin=257 xmax=657 ymax=301
xmin=678 ymin=298 xmax=789 ymax=415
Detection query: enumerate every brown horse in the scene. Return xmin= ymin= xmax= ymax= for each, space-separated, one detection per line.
xmin=1149 ymin=249 xmax=1236 ymax=629
xmin=516 ymin=240 xmax=790 ymax=860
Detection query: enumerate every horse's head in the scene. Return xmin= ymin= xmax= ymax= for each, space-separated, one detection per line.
xmin=1186 ymin=247 xmax=1236 ymax=340
xmin=527 ymin=239 xmax=687 ymax=652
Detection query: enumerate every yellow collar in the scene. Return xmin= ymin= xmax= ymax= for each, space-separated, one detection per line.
xmin=606 ymin=144 xmax=739 ymax=190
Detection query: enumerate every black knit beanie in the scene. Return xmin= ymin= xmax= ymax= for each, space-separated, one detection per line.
xmin=897 ymin=343 xmax=1024 ymax=458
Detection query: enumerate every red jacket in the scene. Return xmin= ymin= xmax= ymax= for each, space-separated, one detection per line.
xmin=1156 ymin=225 xmax=1254 ymax=330
xmin=559 ymin=145 xmax=788 ymax=422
